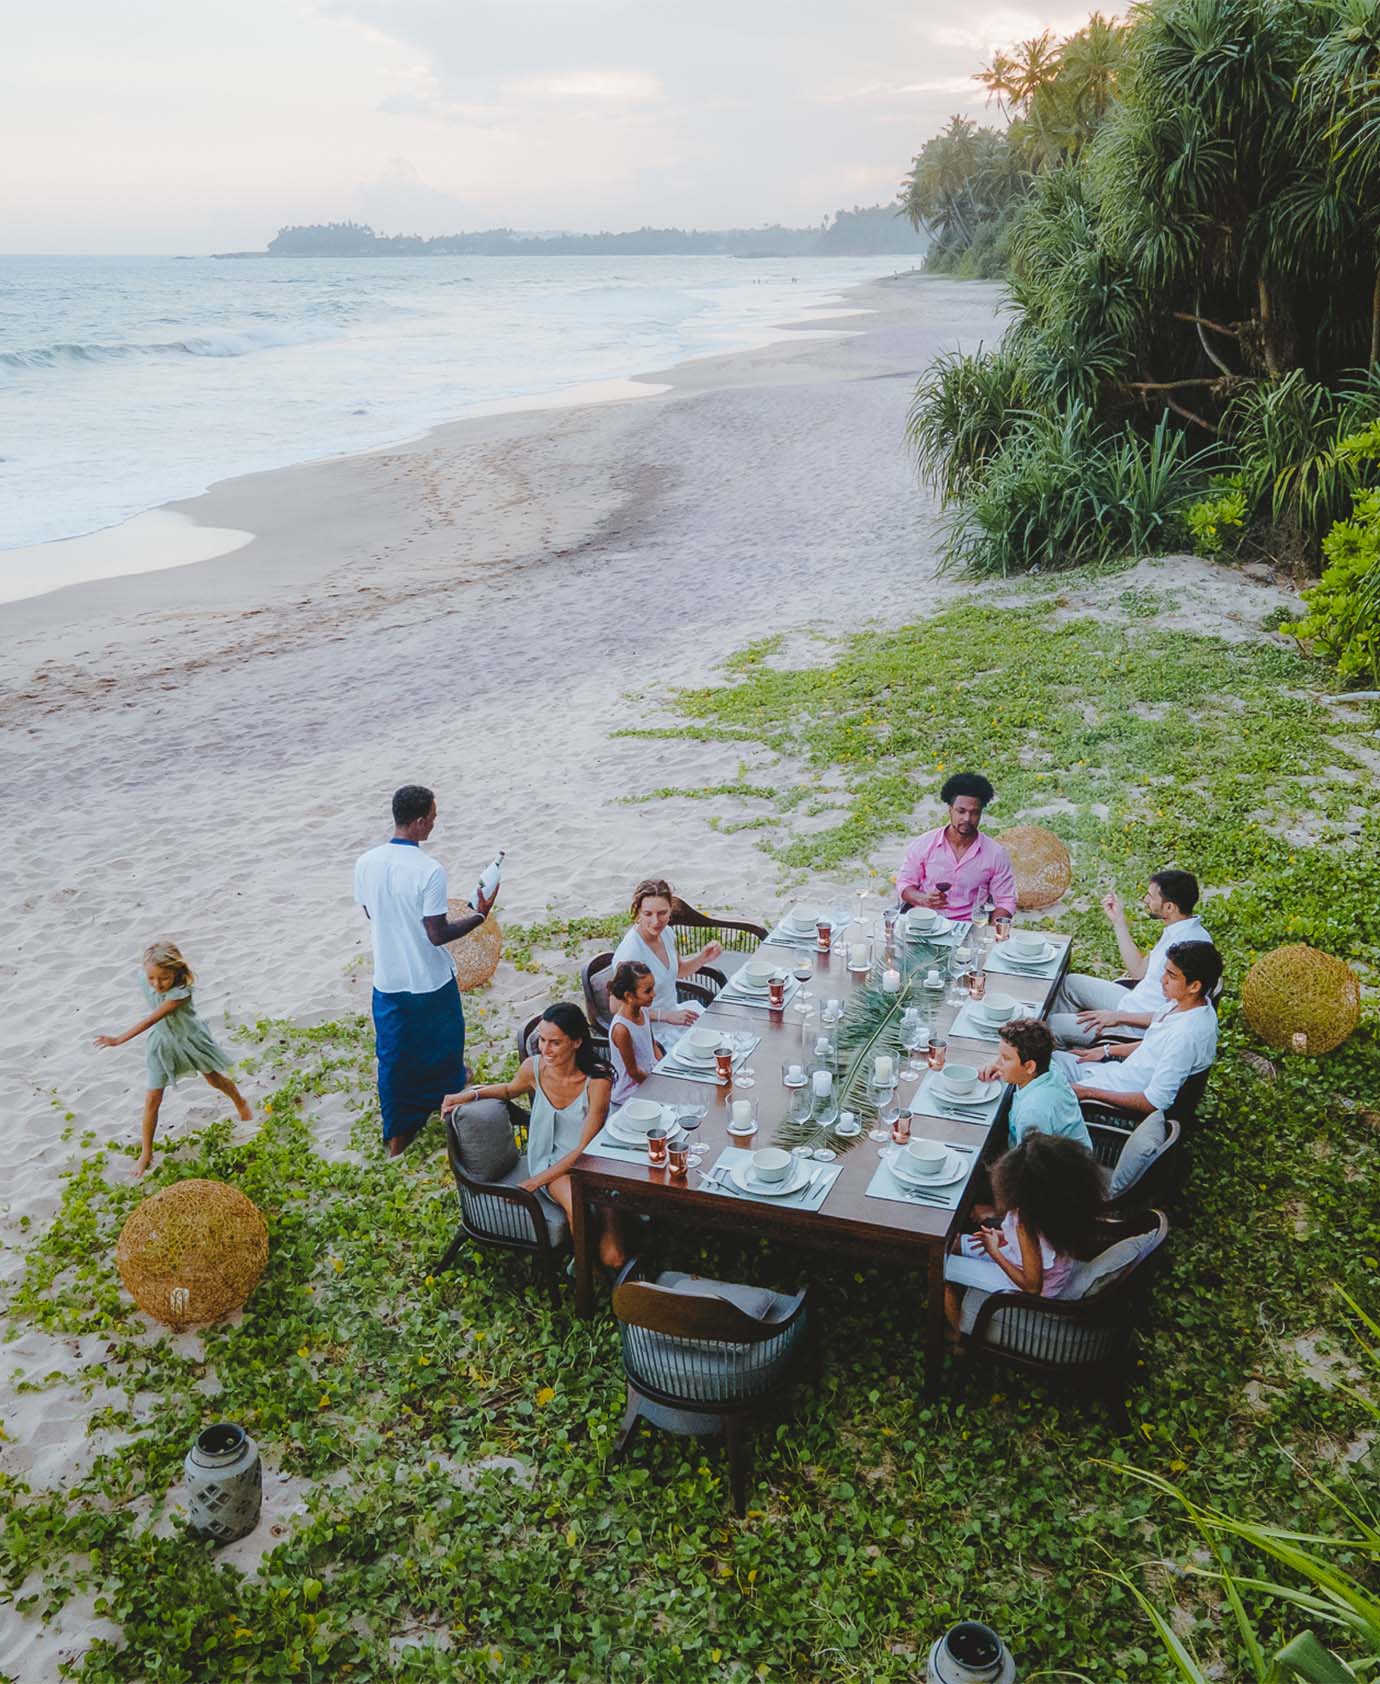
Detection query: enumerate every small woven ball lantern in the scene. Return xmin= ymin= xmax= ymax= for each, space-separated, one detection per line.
xmin=446 ymin=899 xmax=503 ymax=992
xmin=1000 ymin=825 xmax=1073 ymax=910
xmin=1242 ymin=943 xmax=1360 ymax=1055
xmin=116 ymin=1179 xmax=268 ymax=1328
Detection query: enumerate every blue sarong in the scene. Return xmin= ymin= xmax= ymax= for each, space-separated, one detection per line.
xmin=372 ymin=978 xmax=467 ymax=1142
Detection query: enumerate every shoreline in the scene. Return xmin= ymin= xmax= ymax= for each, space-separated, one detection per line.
xmin=1 ymin=269 xmax=918 ymax=606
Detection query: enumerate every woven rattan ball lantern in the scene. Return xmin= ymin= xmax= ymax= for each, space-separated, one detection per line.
xmin=116 ymin=1179 xmax=268 ymax=1328
xmin=446 ymin=900 xmax=503 ymax=992
xmin=1000 ymin=825 xmax=1073 ymax=910
xmin=1242 ymin=943 xmax=1360 ymax=1055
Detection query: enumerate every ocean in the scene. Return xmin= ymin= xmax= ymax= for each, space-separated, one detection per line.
xmin=0 ymin=253 xmax=909 ymax=565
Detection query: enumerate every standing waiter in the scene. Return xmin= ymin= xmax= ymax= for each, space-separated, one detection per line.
xmin=354 ymin=784 xmax=498 ymax=1156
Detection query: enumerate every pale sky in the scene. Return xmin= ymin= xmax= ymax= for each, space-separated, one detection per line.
xmin=4 ymin=2 xmax=1092 ymax=253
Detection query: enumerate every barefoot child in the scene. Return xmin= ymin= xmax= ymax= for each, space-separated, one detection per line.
xmin=95 ymin=941 xmax=251 ymax=1176
xmin=606 ymin=961 xmax=664 ymax=1107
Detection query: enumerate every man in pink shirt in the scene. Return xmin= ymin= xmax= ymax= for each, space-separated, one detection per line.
xmin=897 ymin=772 xmax=1017 ymax=922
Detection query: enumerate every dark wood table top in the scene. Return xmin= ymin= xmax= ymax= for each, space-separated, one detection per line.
xmin=574 ymin=930 xmax=1072 ymax=1247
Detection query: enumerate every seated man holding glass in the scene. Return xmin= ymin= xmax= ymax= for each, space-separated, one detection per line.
xmin=896 ymin=772 xmax=1017 ymax=924
xmin=1055 ymin=940 xmax=1222 ymax=1119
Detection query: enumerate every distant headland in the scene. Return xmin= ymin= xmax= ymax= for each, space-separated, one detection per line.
xmin=213 ymin=206 xmax=930 ymax=260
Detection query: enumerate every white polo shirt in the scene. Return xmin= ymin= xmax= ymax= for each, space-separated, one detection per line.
xmin=354 ymin=839 xmax=455 ymax=996
xmin=1074 ymin=1003 xmax=1218 ymax=1112
xmin=1124 ymin=915 xmax=1210 ymax=1014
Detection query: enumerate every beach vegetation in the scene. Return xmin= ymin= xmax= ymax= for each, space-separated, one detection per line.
xmin=904 ymin=0 xmax=1380 ymax=604
xmin=4 ymin=604 xmax=1380 ymax=1679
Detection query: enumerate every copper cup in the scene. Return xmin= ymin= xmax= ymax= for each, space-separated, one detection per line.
xmin=816 ymin=919 xmax=832 ymax=952
xmin=714 ymin=1044 xmax=734 ymax=1083
xmin=994 ymin=914 xmax=1012 ymax=943
xmin=927 ymin=1035 xmax=947 ymax=1071
xmin=646 ymin=1126 xmax=669 ymax=1168
xmin=891 ymin=1110 xmax=912 ymax=1145
xmin=968 ymin=969 xmax=987 ymax=1000
xmin=767 ymin=973 xmax=787 ymax=1009
xmin=667 ymin=1141 xmax=690 ymax=1178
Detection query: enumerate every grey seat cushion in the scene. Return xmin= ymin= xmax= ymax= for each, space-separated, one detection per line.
xmin=460 ymin=1154 xmax=568 ymax=1248
xmin=1108 ymin=1110 xmax=1169 ymax=1199
xmin=453 ymin=1098 xmax=520 ymax=1183
xmin=656 ymin=1270 xmax=794 ymax=1322
xmin=1063 ymin=1225 xmax=1163 ymax=1300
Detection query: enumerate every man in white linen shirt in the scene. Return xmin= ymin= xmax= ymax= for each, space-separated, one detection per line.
xmin=1054 ymin=940 xmax=1222 ymax=1119
xmin=1049 ymin=868 xmax=1210 ymax=1046
xmin=355 ymin=784 xmax=497 ymax=1157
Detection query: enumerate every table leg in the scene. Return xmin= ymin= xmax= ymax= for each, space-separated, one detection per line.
xmin=570 ymin=1176 xmax=595 ymax=1319
xmin=923 ymin=1244 xmax=947 ymax=1400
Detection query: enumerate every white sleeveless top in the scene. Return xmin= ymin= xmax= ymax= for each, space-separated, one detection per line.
xmin=608 ymin=1011 xmax=658 ymax=1105
xmin=526 ymin=1055 xmax=590 ymax=1176
xmin=612 ymin=923 xmax=703 ymax=1049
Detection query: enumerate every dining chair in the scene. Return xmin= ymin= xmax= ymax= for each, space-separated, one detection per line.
xmin=609 ymin=1259 xmax=814 ymax=1515
xmin=953 ymin=1209 xmax=1169 ymax=1430
xmin=437 ymin=1105 xmax=568 ymax=1310
xmin=581 ymin=952 xmax=717 ymax=1037
xmin=1087 ymin=1111 xmax=1181 ymax=1214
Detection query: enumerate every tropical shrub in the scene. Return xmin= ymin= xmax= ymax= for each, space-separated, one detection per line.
xmin=1184 ymin=474 xmax=1248 ymax=555
xmin=1281 ymin=421 xmax=1380 ymax=682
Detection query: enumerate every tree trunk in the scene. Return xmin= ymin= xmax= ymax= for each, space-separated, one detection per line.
xmin=1371 ymin=265 xmax=1380 ymax=370
xmin=1258 ymin=276 xmax=1281 ymax=378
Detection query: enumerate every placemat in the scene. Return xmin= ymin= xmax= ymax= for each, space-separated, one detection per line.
xmin=586 ymin=1106 xmax=686 ymax=1161
xmin=949 ymin=1001 xmax=1008 ymax=1043
xmin=985 ymin=944 xmax=1063 ymax=980
xmin=899 ymin=915 xmax=967 ymax=948
xmin=716 ymin=971 xmax=802 ymax=1011
xmin=700 ymin=1145 xmax=841 ymax=1212
xmin=765 ymin=918 xmax=838 ymax=951
xmin=653 ymin=1033 xmax=760 ymax=1085
xmin=865 ymin=1147 xmax=975 ymax=1211
xmin=910 ymin=1069 xmax=1004 ymax=1123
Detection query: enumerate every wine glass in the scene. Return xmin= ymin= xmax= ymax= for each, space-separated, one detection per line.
xmin=901 ymin=1012 xmax=927 ymax=1079
xmin=675 ymin=1103 xmax=708 ymax=1161
xmin=866 ymin=1071 xmax=895 ymax=1141
xmin=793 ymin=955 xmax=815 ymax=1003
xmin=732 ymin=1031 xmax=756 ymax=1088
xmin=934 ymin=879 xmax=953 ymax=919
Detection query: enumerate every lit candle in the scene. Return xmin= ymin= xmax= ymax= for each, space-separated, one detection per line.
xmin=925 ymin=968 xmax=942 ymax=987
xmin=849 ymin=943 xmax=868 ymax=968
xmin=882 ymin=968 xmax=901 ymax=993
xmin=787 ymin=1063 xmax=804 ymax=1083
xmin=732 ymin=1099 xmax=752 ymax=1125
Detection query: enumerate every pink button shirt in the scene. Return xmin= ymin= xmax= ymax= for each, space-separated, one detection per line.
xmin=896 ymin=826 xmax=1016 ymax=919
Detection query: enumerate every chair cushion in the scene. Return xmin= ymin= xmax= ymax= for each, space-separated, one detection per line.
xmin=453 ymin=1099 xmax=520 ymax=1182
xmin=1062 ymin=1225 xmax=1163 ymax=1301
xmin=655 ymin=1270 xmax=792 ymax=1322
xmin=621 ymin=1313 xmax=806 ymax=1404
xmin=1107 ymin=1110 xmax=1169 ymax=1199
xmin=460 ymin=1155 xmax=568 ymax=1248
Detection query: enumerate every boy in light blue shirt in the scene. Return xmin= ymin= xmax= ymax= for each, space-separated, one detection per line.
xmin=980 ymin=1017 xmax=1091 ymax=1152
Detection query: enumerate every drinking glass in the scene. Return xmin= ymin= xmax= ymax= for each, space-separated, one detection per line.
xmin=934 ymin=879 xmax=953 ymax=913
xmin=647 ymin=1127 xmax=669 ymax=1168
xmin=787 ymin=1084 xmax=813 ymax=1125
xmin=667 ymin=1141 xmax=690 ymax=1178
xmin=793 ymin=957 xmax=815 ymax=1003
xmin=994 ymin=911 xmax=1012 ymax=943
xmin=675 ymin=1104 xmax=708 ymax=1161
xmin=890 ymin=1108 xmax=912 ymax=1146
xmin=878 ymin=1086 xmax=902 ymax=1143
xmin=830 ymin=901 xmax=853 ymax=952
xmin=901 ymin=1015 xmax=927 ymax=1078
xmin=927 ymin=1033 xmax=948 ymax=1072
xmin=767 ymin=972 xmax=787 ymax=1009
xmin=732 ymin=1031 xmax=757 ymax=1088
xmin=866 ymin=1072 xmax=895 ymax=1141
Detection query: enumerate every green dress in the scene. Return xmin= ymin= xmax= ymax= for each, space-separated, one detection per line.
xmin=142 ymin=978 xmax=232 ymax=1090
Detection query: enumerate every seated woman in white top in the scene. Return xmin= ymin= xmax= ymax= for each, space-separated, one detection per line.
xmin=442 ymin=1002 xmax=624 ymax=1269
xmin=611 ymin=878 xmax=722 ymax=1051
xmin=1054 ymin=940 xmax=1222 ymax=1119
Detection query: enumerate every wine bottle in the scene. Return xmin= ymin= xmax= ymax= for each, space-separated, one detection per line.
xmin=474 ymin=850 xmax=505 ymax=909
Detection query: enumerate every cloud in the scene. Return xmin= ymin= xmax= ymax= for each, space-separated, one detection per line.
xmin=504 ymin=70 xmax=661 ymax=103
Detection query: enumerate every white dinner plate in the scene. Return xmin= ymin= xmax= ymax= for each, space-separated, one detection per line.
xmin=997 ymin=941 xmax=1057 ymax=968
xmin=674 ymin=1044 xmax=720 ymax=1066
xmin=903 ymin=915 xmax=956 ymax=941
xmin=732 ymin=974 xmax=774 ymax=994
xmin=886 ymin=1147 xmax=969 ymax=1189
xmin=918 ymin=1075 xmax=1003 ymax=1109
xmin=608 ymin=1116 xmax=679 ymax=1147
xmin=729 ymin=1160 xmax=814 ymax=1198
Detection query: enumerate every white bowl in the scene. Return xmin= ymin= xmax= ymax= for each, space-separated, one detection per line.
xmin=751 ymin=1147 xmax=792 ymax=1183
xmin=940 ymin=1062 xmax=979 ymax=1093
xmin=979 ymin=993 xmax=1017 ymax=1023
xmin=743 ymin=960 xmax=776 ymax=987
xmin=1011 ymin=932 xmax=1044 ymax=956
xmin=905 ymin=1138 xmax=946 ymax=1175
xmin=787 ymin=904 xmax=819 ymax=930
xmin=907 ymin=907 xmax=939 ymax=929
xmin=619 ymin=1099 xmax=664 ymax=1133
xmin=686 ymin=1028 xmax=721 ymax=1054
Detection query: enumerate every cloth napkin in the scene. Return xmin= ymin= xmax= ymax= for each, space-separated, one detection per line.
xmin=700 ymin=1145 xmax=841 ymax=1211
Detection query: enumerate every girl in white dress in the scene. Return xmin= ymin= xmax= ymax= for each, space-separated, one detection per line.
xmin=611 ymin=878 xmax=723 ymax=1052
xmin=607 ymin=962 xmax=664 ymax=1106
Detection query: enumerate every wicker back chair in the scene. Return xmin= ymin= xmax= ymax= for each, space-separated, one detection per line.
xmin=581 ymin=951 xmax=718 ymax=1036
xmin=610 ymin=1259 xmax=814 ymax=1515
xmin=956 ymin=1209 xmax=1169 ymax=1429
xmin=1088 ymin=1112 xmax=1181 ymax=1215
xmin=1081 ymin=1066 xmax=1210 ymax=1140
xmin=436 ymin=1108 xmax=568 ymax=1310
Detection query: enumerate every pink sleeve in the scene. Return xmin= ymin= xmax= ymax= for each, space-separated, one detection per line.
xmin=988 ymin=842 xmax=1017 ymax=912
xmin=897 ymin=835 xmax=929 ymax=896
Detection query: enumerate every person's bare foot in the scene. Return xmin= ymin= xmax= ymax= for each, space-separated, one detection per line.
xmin=132 ymin=1152 xmax=152 ymax=1178
xmin=234 ymin=1097 xmax=252 ymax=1122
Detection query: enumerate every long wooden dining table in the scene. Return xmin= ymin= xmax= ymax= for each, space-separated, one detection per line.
xmin=568 ymin=922 xmax=1072 ymax=1396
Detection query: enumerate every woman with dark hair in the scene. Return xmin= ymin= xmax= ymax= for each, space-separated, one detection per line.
xmin=611 ymin=878 xmax=722 ymax=1050
xmin=442 ymin=1002 xmax=624 ymax=1267
xmin=896 ymin=772 xmax=1016 ymax=921
xmin=943 ymin=1134 xmax=1105 ymax=1332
